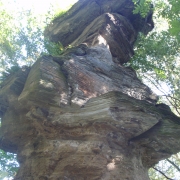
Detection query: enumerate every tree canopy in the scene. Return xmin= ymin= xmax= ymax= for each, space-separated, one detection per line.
xmin=0 ymin=0 xmax=180 ymax=179
xmin=130 ymin=0 xmax=180 ymax=116
xmin=131 ymin=1 xmax=180 ymax=179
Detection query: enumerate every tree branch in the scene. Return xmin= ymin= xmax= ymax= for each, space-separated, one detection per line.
xmin=141 ymin=73 xmax=180 ymax=116
xmin=153 ymin=167 xmax=174 ymax=180
xmin=166 ymin=159 xmax=180 ymax=172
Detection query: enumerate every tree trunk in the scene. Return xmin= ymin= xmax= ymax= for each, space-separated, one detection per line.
xmin=1 ymin=0 xmax=180 ymax=180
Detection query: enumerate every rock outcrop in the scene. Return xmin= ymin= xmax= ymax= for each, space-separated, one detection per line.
xmin=0 ymin=0 xmax=180 ymax=180
xmin=45 ymin=0 xmax=154 ymax=64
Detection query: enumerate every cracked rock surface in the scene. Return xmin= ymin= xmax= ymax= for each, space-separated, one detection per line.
xmin=0 ymin=0 xmax=180 ymax=180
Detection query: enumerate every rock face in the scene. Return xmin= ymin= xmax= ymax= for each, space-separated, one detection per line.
xmin=45 ymin=0 xmax=154 ymax=64
xmin=0 ymin=0 xmax=180 ymax=180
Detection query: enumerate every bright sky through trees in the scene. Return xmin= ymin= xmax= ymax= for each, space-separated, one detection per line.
xmin=0 ymin=0 xmax=79 ymax=72
xmin=7 ymin=0 xmax=78 ymax=12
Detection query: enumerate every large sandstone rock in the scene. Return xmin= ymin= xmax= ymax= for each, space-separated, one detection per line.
xmin=45 ymin=0 xmax=154 ymax=64
xmin=0 ymin=0 xmax=179 ymax=180
xmin=0 ymin=48 xmax=180 ymax=180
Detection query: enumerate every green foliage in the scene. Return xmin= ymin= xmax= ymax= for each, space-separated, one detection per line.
xmin=43 ymin=39 xmax=64 ymax=56
xmin=160 ymin=0 xmax=180 ymax=37
xmin=45 ymin=1 xmax=74 ymax=22
xmin=130 ymin=1 xmax=180 ymax=178
xmin=130 ymin=0 xmax=180 ymax=116
xmin=52 ymin=9 xmax=68 ymax=22
xmin=132 ymin=0 xmax=152 ymax=17
xmin=129 ymin=31 xmax=179 ymax=78
xmin=0 ymin=8 xmax=44 ymax=70
xmin=0 ymin=149 xmax=19 ymax=178
xmin=0 ymin=1 xmax=69 ymax=81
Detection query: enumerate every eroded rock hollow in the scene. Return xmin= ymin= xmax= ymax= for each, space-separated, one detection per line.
xmin=1 ymin=0 xmax=180 ymax=180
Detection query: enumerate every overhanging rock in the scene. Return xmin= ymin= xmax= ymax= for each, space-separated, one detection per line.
xmin=45 ymin=0 xmax=154 ymax=64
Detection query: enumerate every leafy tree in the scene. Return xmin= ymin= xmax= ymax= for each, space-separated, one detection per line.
xmin=0 ymin=0 xmax=71 ymax=82
xmin=132 ymin=0 xmax=152 ymax=17
xmin=0 ymin=150 xmax=19 ymax=179
xmin=130 ymin=0 xmax=180 ymax=117
xmin=130 ymin=0 xmax=180 ymax=179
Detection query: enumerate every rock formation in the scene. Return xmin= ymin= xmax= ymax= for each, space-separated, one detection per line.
xmin=0 ymin=0 xmax=180 ymax=180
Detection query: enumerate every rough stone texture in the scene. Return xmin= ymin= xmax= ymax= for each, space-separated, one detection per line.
xmin=62 ymin=44 xmax=157 ymax=105
xmin=45 ymin=0 xmax=154 ymax=45
xmin=70 ymin=13 xmax=137 ymax=64
xmin=1 ymin=49 xmax=180 ymax=180
xmin=45 ymin=0 xmax=154 ymax=64
xmin=0 ymin=0 xmax=180 ymax=180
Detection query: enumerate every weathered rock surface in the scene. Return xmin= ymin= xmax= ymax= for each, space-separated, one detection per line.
xmin=70 ymin=13 xmax=137 ymax=64
xmin=62 ymin=45 xmax=157 ymax=105
xmin=0 ymin=48 xmax=180 ymax=180
xmin=45 ymin=0 xmax=154 ymax=45
xmin=45 ymin=0 xmax=154 ymax=64
xmin=0 ymin=0 xmax=179 ymax=180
